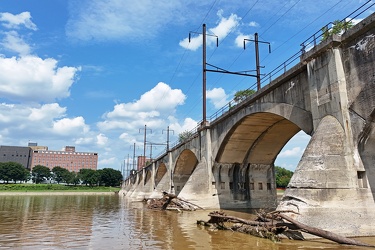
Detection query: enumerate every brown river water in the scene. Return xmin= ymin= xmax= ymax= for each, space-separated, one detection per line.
xmin=0 ymin=194 xmax=374 ymax=250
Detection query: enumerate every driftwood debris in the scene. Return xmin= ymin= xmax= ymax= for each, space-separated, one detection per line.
xmin=197 ymin=211 xmax=374 ymax=247
xmin=146 ymin=192 xmax=203 ymax=211
xmin=278 ymin=213 xmax=374 ymax=247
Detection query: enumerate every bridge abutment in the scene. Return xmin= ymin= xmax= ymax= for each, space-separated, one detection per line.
xmin=278 ymin=41 xmax=375 ymax=236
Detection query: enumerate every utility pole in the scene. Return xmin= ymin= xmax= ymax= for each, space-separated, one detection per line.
xmin=120 ymin=161 xmax=123 ymax=180
xmin=188 ymin=24 xmax=266 ymax=124
xmin=139 ymin=125 xmax=152 ymax=166
xmin=202 ymin=23 xmax=207 ymax=126
xmin=162 ymin=126 xmax=174 ymax=151
xmin=189 ymin=24 xmax=218 ymax=126
xmin=133 ymin=143 xmax=136 ymax=171
xmin=244 ymin=33 xmax=271 ymax=90
xmin=127 ymin=154 xmax=130 ymax=177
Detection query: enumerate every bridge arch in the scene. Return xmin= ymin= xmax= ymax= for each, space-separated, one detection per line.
xmin=173 ymin=149 xmax=198 ymax=195
xmin=155 ymin=163 xmax=167 ymax=187
xmin=358 ymin=111 xmax=375 ymax=194
xmin=216 ymin=111 xmax=303 ymax=165
xmin=130 ymin=175 xmax=136 ymax=185
xmin=137 ymin=171 xmax=143 ymax=185
xmin=144 ymin=169 xmax=151 ymax=185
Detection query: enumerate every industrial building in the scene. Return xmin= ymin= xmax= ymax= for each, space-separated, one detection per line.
xmin=30 ymin=145 xmax=98 ymax=172
xmin=0 ymin=145 xmax=32 ymax=169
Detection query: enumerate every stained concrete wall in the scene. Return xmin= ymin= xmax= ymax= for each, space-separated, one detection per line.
xmin=278 ymin=13 xmax=375 ymax=237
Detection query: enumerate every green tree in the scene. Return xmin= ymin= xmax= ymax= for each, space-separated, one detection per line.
xmin=32 ymin=165 xmax=52 ymax=184
xmin=66 ymin=171 xmax=80 ymax=186
xmin=99 ymin=168 xmax=123 ymax=187
xmin=78 ymin=169 xmax=99 ymax=186
xmin=233 ymin=89 xmax=256 ymax=104
xmin=178 ymin=130 xmax=193 ymax=143
xmin=322 ymin=20 xmax=353 ymax=41
xmin=8 ymin=162 xmax=29 ymax=183
xmin=0 ymin=162 xmax=29 ymax=183
xmin=275 ymin=166 xmax=293 ymax=188
xmin=52 ymin=166 xmax=70 ymax=184
xmin=0 ymin=162 xmax=10 ymax=183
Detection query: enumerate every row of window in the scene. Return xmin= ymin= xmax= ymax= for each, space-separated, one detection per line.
xmin=213 ymin=181 xmax=272 ymax=191
xmin=2 ymin=154 xmax=28 ymax=157
xmin=34 ymin=155 xmax=94 ymax=158
xmin=35 ymin=151 xmax=96 ymax=155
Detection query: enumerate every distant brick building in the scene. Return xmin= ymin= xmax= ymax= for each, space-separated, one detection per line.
xmin=0 ymin=145 xmax=32 ymax=169
xmin=30 ymin=146 xmax=98 ymax=172
xmin=137 ymin=156 xmax=151 ymax=170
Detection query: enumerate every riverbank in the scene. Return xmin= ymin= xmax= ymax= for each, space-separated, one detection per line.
xmin=0 ymin=183 xmax=121 ymax=194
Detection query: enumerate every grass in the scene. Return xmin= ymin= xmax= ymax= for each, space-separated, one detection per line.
xmin=0 ymin=183 xmax=120 ymax=192
xmin=276 ymin=188 xmax=285 ymax=196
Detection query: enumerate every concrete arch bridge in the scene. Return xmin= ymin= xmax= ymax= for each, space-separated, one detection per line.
xmin=121 ymin=13 xmax=375 ymax=237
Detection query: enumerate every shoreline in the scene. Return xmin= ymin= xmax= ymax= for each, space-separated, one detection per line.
xmin=0 ymin=191 xmax=119 ymax=196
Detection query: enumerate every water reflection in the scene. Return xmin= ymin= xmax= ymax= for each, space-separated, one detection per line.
xmin=0 ymin=195 xmax=95 ymax=249
xmin=0 ymin=195 xmax=374 ymax=250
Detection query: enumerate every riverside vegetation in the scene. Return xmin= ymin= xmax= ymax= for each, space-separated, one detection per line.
xmin=0 ymin=161 xmax=122 ymax=187
xmin=0 ymin=183 xmax=120 ymax=192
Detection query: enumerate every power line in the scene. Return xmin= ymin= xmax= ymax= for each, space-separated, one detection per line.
xmin=259 ymin=0 xmax=344 ymax=65
xmin=260 ymin=0 xmax=302 ymax=36
xmin=153 ymin=0 xmax=219 ymax=117
xmin=208 ymin=0 xmax=260 ymax=61
xmin=182 ymin=1 xmax=261 ymax=120
xmin=205 ymin=0 xmax=356 ymax=116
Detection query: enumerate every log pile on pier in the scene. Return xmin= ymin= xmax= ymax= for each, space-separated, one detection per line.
xmin=146 ymin=192 xmax=203 ymax=211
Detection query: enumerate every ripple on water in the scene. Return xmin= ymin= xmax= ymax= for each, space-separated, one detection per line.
xmin=0 ymin=195 xmax=374 ymax=250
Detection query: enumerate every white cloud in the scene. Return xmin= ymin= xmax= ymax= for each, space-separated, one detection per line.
xmin=99 ymin=82 xmax=186 ymax=130
xmin=279 ymin=147 xmax=304 ymax=157
xmin=169 ymin=117 xmax=198 ymax=134
xmin=248 ymin=21 xmax=259 ymax=27
xmin=75 ymin=137 xmax=94 ymax=145
xmin=235 ymin=33 xmax=253 ymax=48
xmin=0 ymin=103 xmax=94 ymax=148
xmin=0 ymin=103 xmax=29 ymax=125
xmin=207 ymin=87 xmax=229 ymax=109
xmin=180 ymin=11 xmax=240 ymax=50
xmin=347 ymin=18 xmax=362 ymax=26
xmin=0 ymin=12 xmax=37 ymax=30
xmin=29 ymin=103 xmax=66 ymax=121
xmin=66 ymin=0 xmax=183 ymax=42
xmin=0 ymin=55 xmax=80 ymax=103
xmin=210 ymin=11 xmax=240 ymax=39
xmin=1 ymin=31 xmax=31 ymax=55
xmin=96 ymin=133 xmax=108 ymax=146
xmin=53 ymin=117 xmax=89 ymax=135
xmin=98 ymin=157 xmax=117 ymax=168
xmin=179 ymin=34 xmax=202 ymax=51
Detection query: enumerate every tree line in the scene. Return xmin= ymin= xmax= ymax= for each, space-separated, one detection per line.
xmin=275 ymin=166 xmax=293 ymax=188
xmin=0 ymin=162 xmax=123 ymax=187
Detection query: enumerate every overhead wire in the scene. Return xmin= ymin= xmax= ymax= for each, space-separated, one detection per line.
xmin=259 ymin=0 xmax=350 ymax=66
xmin=152 ymin=0 xmax=219 ymax=115
xmin=207 ymin=0 xmax=346 ymax=115
xmin=146 ymin=1 xmax=221 ymax=157
xmin=260 ymin=0 xmax=302 ymax=36
xmin=201 ymin=0 xmax=260 ymax=115
xmin=207 ymin=0 xmax=260 ymax=61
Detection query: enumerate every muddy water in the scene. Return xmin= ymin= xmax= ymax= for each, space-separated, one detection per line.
xmin=0 ymin=194 xmax=373 ymax=249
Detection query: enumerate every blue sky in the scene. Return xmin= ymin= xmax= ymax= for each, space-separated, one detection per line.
xmin=0 ymin=0 xmax=373 ymax=174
